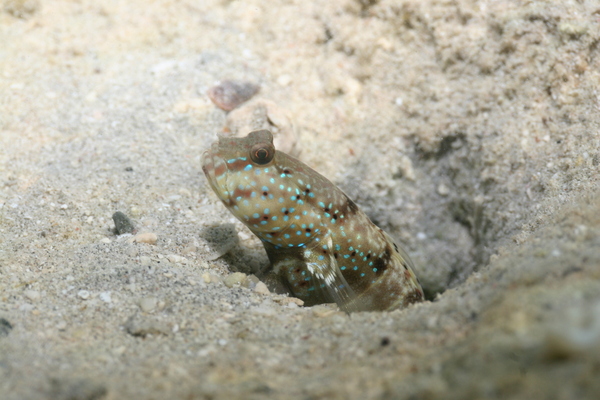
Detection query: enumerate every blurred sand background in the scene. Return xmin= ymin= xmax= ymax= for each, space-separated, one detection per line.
xmin=1 ymin=0 xmax=599 ymax=399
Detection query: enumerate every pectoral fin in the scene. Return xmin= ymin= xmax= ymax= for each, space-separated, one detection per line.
xmin=302 ymin=233 xmax=368 ymax=313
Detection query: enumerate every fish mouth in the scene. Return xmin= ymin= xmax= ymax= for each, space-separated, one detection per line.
xmin=201 ymin=142 xmax=224 ymax=196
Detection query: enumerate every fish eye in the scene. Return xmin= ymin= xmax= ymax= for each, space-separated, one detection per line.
xmin=250 ymin=143 xmax=275 ymax=164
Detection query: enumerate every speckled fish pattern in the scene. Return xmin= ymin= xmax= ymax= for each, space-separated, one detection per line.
xmin=202 ymin=130 xmax=424 ymax=312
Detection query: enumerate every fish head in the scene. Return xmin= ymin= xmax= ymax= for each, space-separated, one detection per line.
xmin=202 ymin=130 xmax=308 ymax=238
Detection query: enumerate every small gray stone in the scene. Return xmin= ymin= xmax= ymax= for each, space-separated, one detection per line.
xmin=77 ymin=290 xmax=90 ymax=300
xmin=437 ymin=183 xmax=450 ymax=196
xmin=99 ymin=292 xmax=112 ymax=303
xmin=24 ymin=289 xmax=41 ymax=302
xmin=139 ymin=297 xmax=158 ymax=313
xmin=0 ymin=318 xmax=13 ymax=337
xmin=112 ymin=211 xmax=135 ymax=235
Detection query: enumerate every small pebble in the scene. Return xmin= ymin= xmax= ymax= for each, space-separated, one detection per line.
xmin=253 ymin=282 xmax=270 ymax=295
xmin=558 ymin=21 xmax=588 ymax=38
xmin=201 ymin=272 xmax=223 ymax=284
xmin=223 ymin=272 xmax=247 ymax=288
xmin=133 ymin=232 xmax=158 ymax=245
xmin=551 ymin=249 xmax=561 ymax=257
xmin=311 ymin=304 xmax=339 ymax=317
xmin=243 ymin=274 xmax=260 ymax=289
xmin=437 ymin=183 xmax=450 ymax=196
xmin=208 ymin=80 xmax=260 ymax=111
xmin=77 ymin=290 xmax=90 ymax=300
xmin=398 ymin=156 xmax=416 ymax=181
xmin=112 ymin=211 xmax=135 ymax=235
xmin=0 ymin=318 xmax=13 ymax=337
xmin=130 ymin=206 xmax=141 ymax=217
xmin=24 ymin=290 xmax=41 ymax=302
xmin=151 ymin=59 xmax=177 ymax=74
xmin=139 ymin=297 xmax=158 ymax=313
xmin=277 ymin=74 xmax=292 ymax=86
xmin=276 ymin=297 xmax=304 ymax=307
xmin=167 ymin=254 xmax=186 ymax=264
xmin=182 ymin=244 xmax=197 ymax=255
xmin=237 ymin=230 xmax=252 ymax=241
xmin=99 ymin=292 xmax=112 ymax=303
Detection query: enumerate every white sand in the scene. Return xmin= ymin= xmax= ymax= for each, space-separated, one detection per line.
xmin=1 ymin=1 xmax=599 ymax=399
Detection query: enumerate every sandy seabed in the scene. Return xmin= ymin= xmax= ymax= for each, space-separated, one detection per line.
xmin=1 ymin=0 xmax=599 ymax=399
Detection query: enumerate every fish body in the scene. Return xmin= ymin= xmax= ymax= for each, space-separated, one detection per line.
xmin=202 ymin=130 xmax=424 ymax=312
